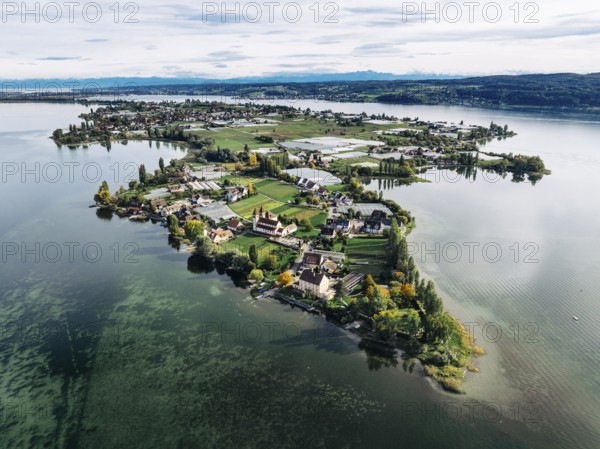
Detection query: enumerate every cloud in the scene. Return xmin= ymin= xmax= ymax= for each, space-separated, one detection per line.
xmin=205 ymin=50 xmax=250 ymax=61
xmin=36 ymin=57 xmax=82 ymax=61
xmin=0 ymin=0 xmax=599 ymax=78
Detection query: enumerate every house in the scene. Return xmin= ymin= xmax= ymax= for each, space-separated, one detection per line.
xmin=168 ymin=184 xmax=186 ymax=194
xmin=321 ymin=260 xmax=338 ymax=274
xmin=191 ymin=195 xmax=213 ymax=207
xmin=297 ymin=178 xmax=309 ymax=188
xmin=332 ymin=192 xmax=353 ymax=207
xmin=227 ymin=219 xmax=246 ymax=233
xmin=325 ymin=218 xmax=350 ymax=233
xmin=320 ymin=227 xmax=337 ymax=238
xmin=208 ymin=228 xmax=234 ymax=244
xmin=126 ymin=201 xmax=144 ymax=216
xmin=225 ymin=186 xmax=247 ymax=202
xmin=160 ymin=204 xmax=182 ymax=217
xmin=150 ymin=199 xmax=167 ymax=213
xmin=316 ymin=186 xmax=329 ymax=197
xmin=298 ymin=269 xmax=331 ymax=299
xmin=302 ymin=252 xmax=324 ymax=268
xmin=252 ymin=207 xmax=297 ymax=237
xmin=362 ymin=210 xmax=391 ymax=234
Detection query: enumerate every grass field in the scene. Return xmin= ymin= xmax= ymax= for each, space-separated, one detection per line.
xmin=346 ymin=236 xmax=388 ymax=278
xmin=325 ymin=184 xmax=349 ymax=193
xmin=219 ymin=233 xmax=295 ymax=269
xmin=226 ymin=179 xmax=300 ymax=218
xmin=254 ymin=180 xmax=298 ymax=202
xmin=228 ymin=194 xmax=281 ymax=218
xmin=221 ymin=175 xmax=266 ymax=186
xmin=191 ymin=128 xmax=269 ymax=151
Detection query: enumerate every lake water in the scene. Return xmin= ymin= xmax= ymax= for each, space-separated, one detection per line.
xmin=1 ymin=100 xmax=598 ymax=448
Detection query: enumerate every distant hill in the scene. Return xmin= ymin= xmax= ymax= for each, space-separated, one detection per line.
xmin=2 ymin=72 xmax=600 ymax=111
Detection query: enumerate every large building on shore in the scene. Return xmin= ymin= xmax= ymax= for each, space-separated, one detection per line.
xmin=252 ymin=207 xmax=297 ymax=237
xmin=298 ymin=269 xmax=331 ymax=299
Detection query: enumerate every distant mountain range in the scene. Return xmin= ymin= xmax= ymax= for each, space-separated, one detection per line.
xmin=0 ymin=71 xmax=464 ymax=87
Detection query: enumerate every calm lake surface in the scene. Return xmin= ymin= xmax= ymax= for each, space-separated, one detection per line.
xmin=1 ymin=100 xmax=599 ymax=448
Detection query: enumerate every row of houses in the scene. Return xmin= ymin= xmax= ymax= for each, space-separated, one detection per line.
xmin=302 ymin=252 xmax=339 ymax=274
xmin=319 ymin=210 xmax=391 ymax=238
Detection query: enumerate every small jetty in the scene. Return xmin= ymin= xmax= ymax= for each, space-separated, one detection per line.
xmin=272 ymin=293 xmax=318 ymax=314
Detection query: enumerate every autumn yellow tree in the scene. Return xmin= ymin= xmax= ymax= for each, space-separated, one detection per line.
xmin=249 ymin=152 xmax=258 ymax=166
xmin=277 ymin=271 xmax=293 ymax=286
xmin=94 ymin=181 xmax=111 ymax=205
xmin=248 ymin=182 xmax=253 ymax=194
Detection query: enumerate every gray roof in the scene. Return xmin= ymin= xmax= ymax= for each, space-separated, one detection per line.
xmin=300 ymin=269 xmax=326 ymax=286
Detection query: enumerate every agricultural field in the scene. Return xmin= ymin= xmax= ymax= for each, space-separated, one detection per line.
xmin=190 ymin=127 xmax=269 ymax=151
xmin=346 ymin=236 xmax=388 ymax=278
xmin=272 ymin=205 xmax=318 ymax=220
xmin=221 ymin=175 xmax=265 ymax=187
xmin=187 ymin=116 xmax=404 ymax=153
xmin=226 ymin=179 xmax=301 ymax=219
xmin=228 ymin=194 xmax=281 ymax=218
xmin=254 ymin=180 xmax=299 ymax=202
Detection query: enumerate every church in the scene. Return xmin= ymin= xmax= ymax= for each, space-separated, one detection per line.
xmin=252 ymin=206 xmax=297 ymax=237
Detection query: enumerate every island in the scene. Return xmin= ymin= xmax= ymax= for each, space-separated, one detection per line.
xmin=54 ymin=100 xmax=550 ymax=393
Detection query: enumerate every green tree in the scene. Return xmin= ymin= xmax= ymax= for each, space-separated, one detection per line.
xmin=421 ymin=280 xmax=443 ymax=316
xmin=194 ymin=236 xmax=215 ymax=257
xmin=262 ymin=254 xmax=278 ymax=271
xmin=184 ymin=220 xmax=205 ymax=242
xmin=139 ymin=164 xmax=147 ymax=184
xmin=403 ymin=309 xmax=422 ymax=336
xmin=52 ymin=128 xmax=63 ymax=140
xmin=167 ymin=214 xmax=180 ymax=236
xmin=249 ymin=269 xmax=264 ymax=282
xmin=373 ymin=309 xmax=405 ymax=340
xmin=248 ymin=244 xmax=258 ymax=265
xmin=159 ymin=157 xmax=165 ymax=173
xmin=301 ymin=217 xmax=313 ymax=231
xmin=232 ymin=254 xmax=253 ymax=274
xmin=425 ymin=312 xmax=454 ymax=343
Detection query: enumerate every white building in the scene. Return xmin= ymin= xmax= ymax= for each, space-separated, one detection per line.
xmin=252 ymin=207 xmax=297 ymax=237
xmin=298 ymin=269 xmax=331 ymax=299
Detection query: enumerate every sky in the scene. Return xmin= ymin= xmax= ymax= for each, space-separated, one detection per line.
xmin=1 ymin=0 xmax=600 ymax=79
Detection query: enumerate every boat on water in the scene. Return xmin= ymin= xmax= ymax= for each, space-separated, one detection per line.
xmin=573 ymin=316 xmax=579 ymax=321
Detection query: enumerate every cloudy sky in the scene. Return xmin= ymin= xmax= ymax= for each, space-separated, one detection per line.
xmin=2 ymin=0 xmax=599 ymax=79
